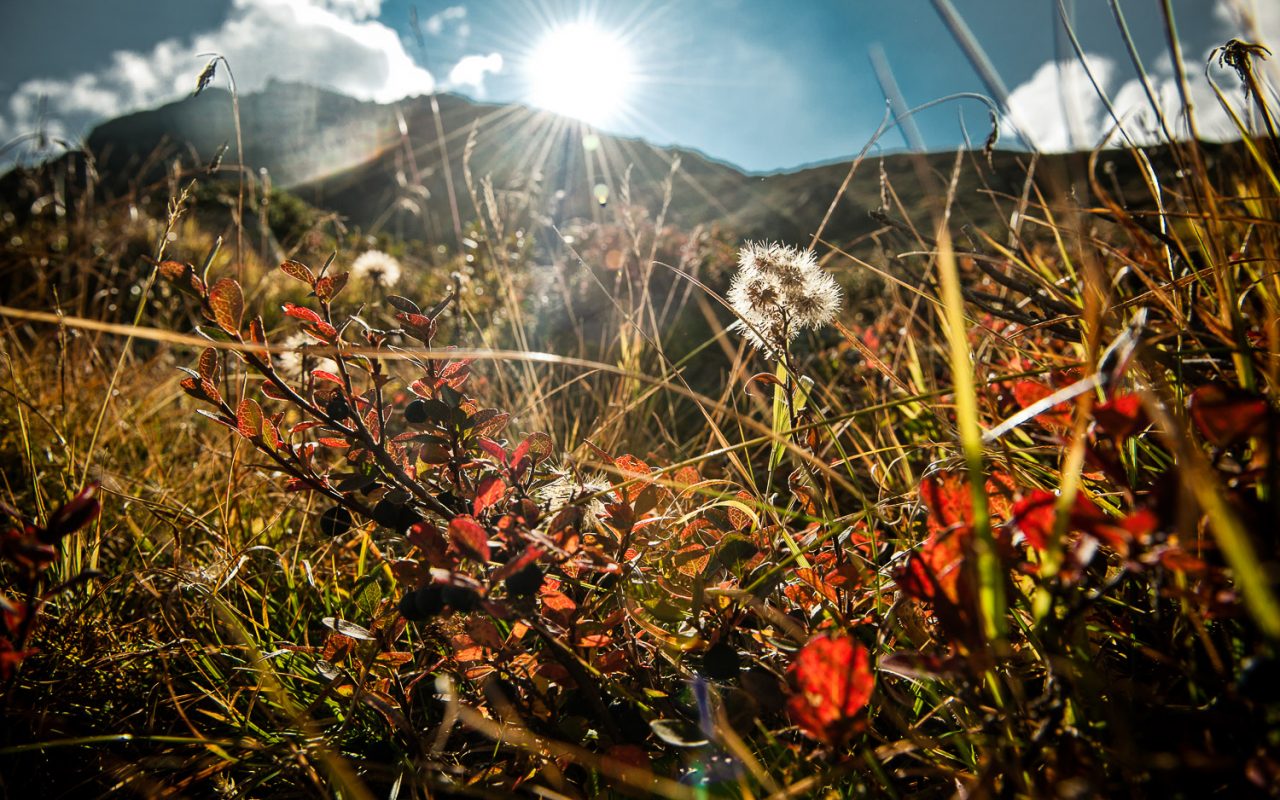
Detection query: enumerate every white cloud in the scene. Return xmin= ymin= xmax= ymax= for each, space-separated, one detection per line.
xmin=1002 ymin=23 xmax=1278 ymax=153
xmin=0 ymin=0 xmax=437 ymax=158
xmin=1003 ymin=54 xmax=1117 ymax=151
xmin=316 ymin=0 xmax=382 ymax=21
xmin=448 ymin=53 xmax=503 ymax=96
xmin=424 ymin=6 xmax=469 ymax=39
xmin=204 ymin=0 xmax=435 ymax=102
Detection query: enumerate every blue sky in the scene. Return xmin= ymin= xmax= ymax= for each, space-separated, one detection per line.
xmin=0 ymin=1 xmax=1275 ymax=172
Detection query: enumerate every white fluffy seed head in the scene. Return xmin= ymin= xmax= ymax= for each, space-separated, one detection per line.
xmin=350 ymin=250 xmax=403 ymax=287
xmin=728 ymin=241 xmax=842 ymax=353
xmin=275 ymin=331 xmax=338 ymax=376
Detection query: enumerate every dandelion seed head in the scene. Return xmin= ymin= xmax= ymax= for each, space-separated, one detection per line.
xmin=350 ymin=250 xmax=403 ymax=287
xmin=728 ymin=241 xmax=842 ymax=353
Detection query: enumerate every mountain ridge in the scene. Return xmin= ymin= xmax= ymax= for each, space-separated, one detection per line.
xmin=0 ymin=81 xmax=1230 ymax=250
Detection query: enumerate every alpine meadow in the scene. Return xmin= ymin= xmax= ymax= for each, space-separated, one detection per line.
xmin=3 ymin=1 xmax=1280 ymax=798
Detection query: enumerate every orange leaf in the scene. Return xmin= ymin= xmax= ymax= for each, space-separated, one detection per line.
xmin=209 ymin=278 xmax=244 ymax=335
xmin=540 ymin=590 xmax=577 ymax=626
xmin=280 ymin=259 xmax=315 ymax=285
xmin=786 ymin=635 xmax=873 ymax=744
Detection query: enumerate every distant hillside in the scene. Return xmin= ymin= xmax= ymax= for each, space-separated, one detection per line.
xmin=0 ymin=81 xmax=1243 ymax=249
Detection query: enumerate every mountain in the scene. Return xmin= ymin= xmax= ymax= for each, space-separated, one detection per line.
xmin=0 ymin=81 xmax=1229 ymax=249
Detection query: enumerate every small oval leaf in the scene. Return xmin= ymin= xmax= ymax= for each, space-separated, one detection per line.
xmin=209 ymin=278 xmax=244 ymax=335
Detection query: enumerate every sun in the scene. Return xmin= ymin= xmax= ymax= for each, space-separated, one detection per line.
xmin=525 ymin=21 xmax=635 ymax=126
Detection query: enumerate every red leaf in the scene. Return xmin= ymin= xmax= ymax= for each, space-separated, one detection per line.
xmin=315 ymin=272 xmax=349 ymax=302
xmin=283 ymin=302 xmax=323 ymax=325
xmin=439 ymin=359 xmax=473 ymax=388
xmin=200 ymin=377 xmax=222 ymax=405
xmin=311 ymin=320 xmax=339 ymax=342
xmin=40 ymin=482 xmax=101 ymax=543
xmin=727 ymin=491 xmax=755 ymax=530
xmin=491 ymin=544 xmax=545 ymax=582
xmin=247 ymin=317 xmax=266 ymax=345
xmin=475 ymin=437 xmax=507 ymax=464
xmin=473 ymin=475 xmax=506 ymax=516
xmin=209 ymin=278 xmax=244 ymax=335
xmin=1188 ymin=384 xmax=1270 ymax=446
xmin=523 ymin=432 xmax=554 ymax=463
xmin=614 ymin=454 xmax=651 ymax=478
xmin=896 ymin=524 xmax=971 ymax=606
xmin=604 ymin=744 xmax=649 ymax=770
xmin=407 ymin=522 xmax=453 ymax=568
xmin=198 ymin=348 xmax=220 ymax=384
xmin=1011 ymin=380 xmax=1072 ymax=429
xmin=786 ymin=635 xmax=874 ymax=744
xmin=1160 ymin=547 xmax=1210 ymax=576
xmin=261 ymin=418 xmax=280 ymax=450
xmin=1011 ymin=489 xmax=1134 ymax=555
xmin=448 ymin=515 xmax=491 ymax=563
xmin=236 ymin=399 xmax=264 ymax=440
xmin=1010 ymin=490 xmax=1059 ymax=551
xmin=1094 ymin=393 xmax=1146 ymax=439
xmin=510 ymin=438 xmax=533 ymax=468
xmin=674 ymin=543 xmax=710 ymax=577
xmin=312 ymin=370 xmax=343 ymax=385
xmin=744 ymin=371 xmax=783 ymax=396
xmin=158 ymin=260 xmax=203 ymax=296
xmin=920 ymin=471 xmax=973 ymax=534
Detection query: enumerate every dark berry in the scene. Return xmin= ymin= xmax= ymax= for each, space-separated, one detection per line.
xmin=505 ymin=564 xmax=544 ymax=597
xmin=703 ymin=641 xmax=742 ymax=680
xmin=372 ymin=499 xmax=402 ymax=529
xmin=319 ymin=506 xmax=352 ymax=537
xmin=325 ymin=395 xmax=350 ymax=421
xmin=404 ymin=399 xmax=429 ymax=424
xmin=397 ymin=591 xmax=420 ymax=619
xmin=399 ymin=584 xmax=445 ymax=620
xmin=442 ymin=584 xmax=481 ymax=612
xmin=396 ymin=505 xmax=423 ymax=532
xmin=372 ymin=499 xmax=421 ymax=532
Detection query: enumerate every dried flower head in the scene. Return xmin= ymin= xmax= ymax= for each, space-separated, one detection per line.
xmin=275 ymin=332 xmax=338 ymax=376
xmin=350 ymin=250 xmax=403 ymax=287
xmin=728 ymin=241 xmax=841 ymax=354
